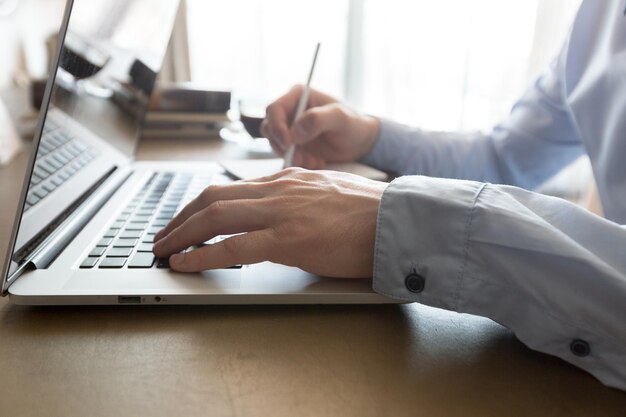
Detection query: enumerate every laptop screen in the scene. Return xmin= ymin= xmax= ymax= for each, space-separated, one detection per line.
xmin=54 ymin=0 xmax=180 ymax=157
xmin=3 ymin=0 xmax=180 ymax=290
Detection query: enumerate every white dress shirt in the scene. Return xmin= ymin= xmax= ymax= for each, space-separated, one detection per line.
xmin=363 ymin=0 xmax=626 ymax=390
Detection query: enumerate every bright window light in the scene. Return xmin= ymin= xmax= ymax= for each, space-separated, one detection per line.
xmin=186 ymin=0 xmax=581 ymax=131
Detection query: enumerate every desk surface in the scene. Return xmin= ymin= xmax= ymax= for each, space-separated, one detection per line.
xmin=0 ymin=107 xmax=625 ymax=416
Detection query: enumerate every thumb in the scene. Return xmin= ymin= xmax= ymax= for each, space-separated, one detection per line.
xmin=291 ymin=103 xmax=346 ymax=145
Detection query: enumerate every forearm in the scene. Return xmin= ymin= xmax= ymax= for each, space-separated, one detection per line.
xmin=362 ymin=118 xmax=584 ymax=189
xmin=361 ymin=119 xmax=497 ymax=181
xmin=362 ymin=51 xmax=585 ymax=188
xmin=373 ymin=175 xmax=626 ymax=390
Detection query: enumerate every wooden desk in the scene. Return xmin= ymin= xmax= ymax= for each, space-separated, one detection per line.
xmin=1 ymin=135 xmax=625 ymax=417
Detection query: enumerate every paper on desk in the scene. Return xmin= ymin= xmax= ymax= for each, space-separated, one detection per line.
xmin=220 ymin=158 xmax=388 ymax=181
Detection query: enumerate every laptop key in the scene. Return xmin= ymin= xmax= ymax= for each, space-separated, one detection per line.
xmin=156 ymin=258 xmax=170 ymax=268
xmin=136 ymin=243 xmax=153 ymax=252
xmin=32 ymin=188 xmax=49 ymax=199
xmin=42 ymin=182 xmax=57 ymax=193
xmin=128 ymin=253 xmax=155 ymax=268
xmin=113 ymin=238 xmax=138 ymax=248
xmin=39 ymin=161 xmax=57 ymax=175
xmin=53 ymin=153 xmax=69 ymax=165
xmin=156 ymin=212 xmax=175 ymax=220
xmin=146 ymin=226 xmax=161 ymax=235
xmin=130 ymin=215 xmax=151 ymax=223
xmin=89 ymin=247 xmax=106 ymax=257
xmin=152 ymin=219 xmax=169 ymax=227
xmin=125 ymin=223 xmax=148 ymax=231
xmin=110 ymin=221 xmax=125 ymax=229
xmin=26 ymin=193 xmax=40 ymax=206
xmin=47 ymin=158 xmax=63 ymax=170
xmin=99 ymin=258 xmax=127 ymax=268
xmin=96 ymin=238 xmax=113 ymax=247
xmin=106 ymin=247 xmax=133 ymax=257
xmin=103 ymin=228 xmax=119 ymax=238
xmin=120 ymin=230 xmax=142 ymax=239
xmin=80 ymin=257 xmax=99 ymax=268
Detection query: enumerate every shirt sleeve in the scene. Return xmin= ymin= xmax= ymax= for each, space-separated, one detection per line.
xmin=361 ymin=44 xmax=585 ymax=190
xmin=373 ymin=175 xmax=626 ymax=391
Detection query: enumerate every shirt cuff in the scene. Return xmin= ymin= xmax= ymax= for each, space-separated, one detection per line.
xmin=372 ymin=175 xmax=486 ymax=310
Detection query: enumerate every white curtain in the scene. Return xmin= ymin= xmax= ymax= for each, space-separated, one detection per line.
xmin=185 ymin=0 xmax=581 ymax=132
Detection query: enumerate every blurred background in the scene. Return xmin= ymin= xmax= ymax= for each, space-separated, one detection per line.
xmin=1 ymin=0 xmax=581 ymax=131
xmin=1 ymin=0 xmax=593 ymax=202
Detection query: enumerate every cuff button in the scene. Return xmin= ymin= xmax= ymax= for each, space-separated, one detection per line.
xmin=405 ymin=273 xmax=425 ymax=293
xmin=570 ymin=339 xmax=591 ymax=357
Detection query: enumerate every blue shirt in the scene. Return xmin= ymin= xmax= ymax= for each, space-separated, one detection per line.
xmin=364 ymin=0 xmax=626 ymax=390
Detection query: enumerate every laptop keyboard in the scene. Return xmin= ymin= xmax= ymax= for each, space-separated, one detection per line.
xmin=79 ymin=171 xmax=237 ymax=270
xmin=26 ymin=120 xmax=98 ymax=211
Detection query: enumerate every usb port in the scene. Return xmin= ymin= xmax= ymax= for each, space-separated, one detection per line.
xmin=118 ymin=296 xmax=141 ymax=304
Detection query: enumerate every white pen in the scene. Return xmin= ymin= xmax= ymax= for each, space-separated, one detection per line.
xmin=283 ymin=42 xmax=321 ymax=168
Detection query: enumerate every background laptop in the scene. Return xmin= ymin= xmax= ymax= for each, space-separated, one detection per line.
xmin=1 ymin=0 xmax=393 ymax=305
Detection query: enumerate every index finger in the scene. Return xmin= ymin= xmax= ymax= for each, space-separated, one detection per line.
xmin=265 ymin=85 xmax=304 ymax=147
xmin=153 ymin=181 xmax=267 ymax=243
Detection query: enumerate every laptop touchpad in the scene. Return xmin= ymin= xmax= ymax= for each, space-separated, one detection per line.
xmin=62 ymin=268 xmax=242 ymax=292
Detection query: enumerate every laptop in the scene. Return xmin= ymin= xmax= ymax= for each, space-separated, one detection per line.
xmin=1 ymin=0 xmax=394 ymax=305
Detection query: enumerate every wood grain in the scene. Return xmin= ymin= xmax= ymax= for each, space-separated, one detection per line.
xmin=0 ymin=98 xmax=624 ymax=416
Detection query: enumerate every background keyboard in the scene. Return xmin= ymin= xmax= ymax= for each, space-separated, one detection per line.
xmin=26 ymin=120 xmax=98 ymax=211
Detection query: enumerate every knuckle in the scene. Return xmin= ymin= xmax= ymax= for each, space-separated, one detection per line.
xmin=206 ymin=200 xmax=226 ymax=217
xmin=275 ymin=167 xmax=309 ymax=180
xmin=329 ymin=103 xmax=349 ymax=120
xmin=281 ymin=167 xmax=304 ymax=177
xmin=162 ymin=229 xmax=182 ymax=251
xmin=275 ymin=177 xmax=306 ymax=190
xmin=305 ymin=111 xmax=321 ymax=127
xmin=265 ymin=102 xmax=278 ymax=117
xmin=200 ymin=185 xmax=217 ymax=204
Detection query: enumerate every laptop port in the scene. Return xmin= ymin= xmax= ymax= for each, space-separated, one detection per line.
xmin=118 ymin=296 xmax=141 ymax=304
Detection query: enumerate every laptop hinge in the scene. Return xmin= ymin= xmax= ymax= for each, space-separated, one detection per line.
xmin=3 ymin=167 xmax=133 ymax=294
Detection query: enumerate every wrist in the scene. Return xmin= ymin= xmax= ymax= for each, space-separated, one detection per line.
xmin=357 ymin=115 xmax=381 ymax=159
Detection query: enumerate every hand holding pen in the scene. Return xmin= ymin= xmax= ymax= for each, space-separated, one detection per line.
xmin=260 ymin=45 xmax=380 ymax=169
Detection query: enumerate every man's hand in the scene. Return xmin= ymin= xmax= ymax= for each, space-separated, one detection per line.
xmin=261 ymin=85 xmax=380 ymax=169
xmin=153 ymin=168 xmax=387 ymax=278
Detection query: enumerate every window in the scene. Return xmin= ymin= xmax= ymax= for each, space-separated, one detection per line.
xmin=186 ymin=0 xmax=581 ymax=132
xmin=186 ymin=0 xmax=349 ymax=103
